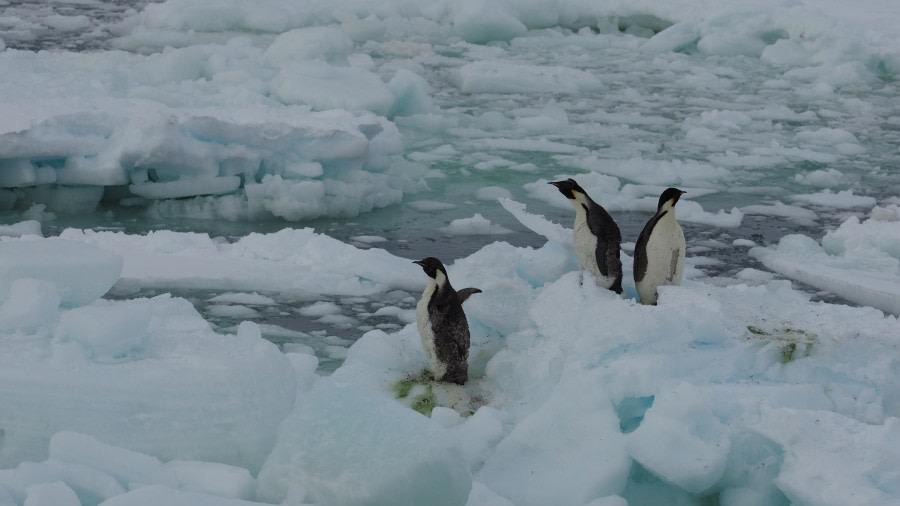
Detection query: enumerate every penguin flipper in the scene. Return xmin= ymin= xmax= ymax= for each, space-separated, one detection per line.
xmin=456 ymin=287 xmax=482 ymax=303
xmin=594 ymin=234 xmax=610 ymax=276
xmin=584 ymin=201 xmax=622 ymax=280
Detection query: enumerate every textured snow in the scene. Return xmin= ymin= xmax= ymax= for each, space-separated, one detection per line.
xmin=752 ymin=205 xmax=900 ymax=316
xmin=1 ymin=0 xmax=900 ymax=504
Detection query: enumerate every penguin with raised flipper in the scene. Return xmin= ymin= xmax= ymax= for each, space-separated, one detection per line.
xmin=634 ymin=187 xmax=687 ymax=305
xmin=549 ymin=178 xmax=623 ymax=294
xmin=413 ymin=257 xmax=481 ymax=385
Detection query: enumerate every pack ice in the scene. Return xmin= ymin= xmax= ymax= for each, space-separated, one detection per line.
xmin=2 ymin=199 xmax=899 ymax=505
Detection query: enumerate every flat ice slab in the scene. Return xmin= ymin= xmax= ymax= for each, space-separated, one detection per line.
xmin=0 ymin=238 xmax=122 ymax=307
xmin=0 ymin=295 xmax=295 ymax=473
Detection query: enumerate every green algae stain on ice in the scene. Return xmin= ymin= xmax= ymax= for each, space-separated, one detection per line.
xmin=392 ymin=368 xmax=484 ymax=417
xmin=392 ymin=369 xmax=438 ymax=416
xmin=745 ymin=325 xmax=817 ymax=364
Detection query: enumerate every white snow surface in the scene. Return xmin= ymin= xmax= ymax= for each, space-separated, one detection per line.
xmin=52 ymin=227 xmax=424 ymax=296
xmin=0 ymin=250 xmax=295 ymax=471
xmin=0 ymin=202 xmax=898 ymax=504
xmin=1 ymin=0 xmax=900 ymax=505
xmin=440 ymin=214 xmax=514 ymax=235
xmin=752 ymin=205 xmax=900 ymax=316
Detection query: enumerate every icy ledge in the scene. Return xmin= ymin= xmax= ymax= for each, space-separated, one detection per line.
xmin=751 ymin=204 xmax=900 ymax=316
xmin=0 ymin=101 xmax=404 ymax=221
xmin=0 ymin=239 xmax=296 ymax=474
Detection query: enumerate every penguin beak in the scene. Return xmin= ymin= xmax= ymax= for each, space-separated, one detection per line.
xmin=413 ymin=260 xmax=424 ymax=266
xmin=548 ymin=180 xmax=574 ymax=199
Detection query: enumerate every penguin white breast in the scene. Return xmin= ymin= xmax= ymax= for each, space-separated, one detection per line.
xmin=637 ymin=214 xmax=685 ymax=303
xmin=415 ymin=277 xmax=448 ymax=379
xmin=573 ymin=209 xmax=616 ymax=288
xmin=574 ymin=218 xmax=599 ymax=273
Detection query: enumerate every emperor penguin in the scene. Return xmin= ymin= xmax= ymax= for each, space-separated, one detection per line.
xmin=634 ymin=187 xmax=687 ymax=305
xmin=548 ymin=178 xmax=623 ymax=294
xmin=413 ymin=257 xmax=481 ymax=385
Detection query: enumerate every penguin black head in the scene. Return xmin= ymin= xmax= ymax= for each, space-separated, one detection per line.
xmin=657 ymin=187 xmax=686 ymax=212
xmin=413 ymin=257 xmax=447 ymax=280
xmin=548 ymin=178 xmax=586 ymax=200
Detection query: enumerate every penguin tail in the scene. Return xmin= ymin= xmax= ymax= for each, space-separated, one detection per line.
xmin=457 ymin=287 xmax=483 ymax=303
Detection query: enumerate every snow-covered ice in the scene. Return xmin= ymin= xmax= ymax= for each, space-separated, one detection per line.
xmin=0 ymin=239 xmax=121 ymax=307
xmin=1 ymin=0 xmax=900 ymax=504
xmin=54 ymin=227 xmax=422 ymax=296
xmin=257 ymin=381 xmax=471 ymax=506
xmin=2 ymin=200 xmax=898 ymax=504
xmin=752 ymin=204 xmax=900 ymax=316
xmin=441 ymin=214 xmax=514 ymax=235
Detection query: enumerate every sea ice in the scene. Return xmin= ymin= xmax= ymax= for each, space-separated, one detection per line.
xmin=475 ymin=187 xmax=513 ymax=201
xmin=208 ymin=292 xmax=276 ymax=306
xmin=440 ymin=214 xmax=514 ymax=235
xmin=0 ymin=206 xmax=899 ymax=505
xmin=129 ymin=176 xmax=242 ymax=200
xmin=271 ymin=61 xmax=395 ymax=115
xmin=297 ymin=301 xmax=342 ymax=317
xmin=0 ymin=91 xmax=405 ymax=220
xmin=794 ymin=168 xmax=846 ymax=187
xmin=22 ymin=482 xmax=80 ymax=506
xmin=751 ymin=205 xmax=900 ymax=316
xmin=2 ymin=0 xmax=900 ymax=505
xmin=453 ymin=0 xmax=526 ymax=44
xmin=387 ymin=69 xmax=435 ymax=118
xmin=49 ymin=432 xmax=179 ymax=490
xmin=0 ymin=279 xmax=60 ymax=334
xmin=99 ymin=486 xmax=271 ymax=506
xmin=58 ymin=300 xmax=153 ymax=360
xmin=0 ymin=220 xmax=41 ymax=238
xmin=477 ymin=372 xmax=630 ymax=506
xmin=256 ymin=381 xmax=471 ymax=506
xmin=0 ymin=238 xmax=121 ymax=308
xmin=789 ymin=189 xmax=878 ymax=209
xmin=456 ymin=61 xmax=603 ymax=94
xmin=407 ymin=200 xmax=457 ymax=212
xmin=206 ymin=304 xmax=260 ymax=319
xmin=165 ymin=460 xmax=255 ymax=500
xmin=350 ymin=235 xmax=388 ymax=245
xmin=368 ymin=305 xmax=416 ymax=324
xmin=626 ymin=383 xmax=729 ymax=494
xmin=753 ymin=408 xmax=900 ymax=506
xmin=263 ymin=27 xmax=354 ymax=66
xmin=56 ymin=227 xmax=423 ymax=295
xmin=0 ymin=288 xmax=296 ymax=473
xmin=739 ymin=202 xmax=819 ymax=226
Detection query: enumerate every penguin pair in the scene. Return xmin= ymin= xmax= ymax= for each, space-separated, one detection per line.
xmin=413 ymin=257 xmax=481 ymax=385
xmin=549 ymin=179 xmax=685 ymax=305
